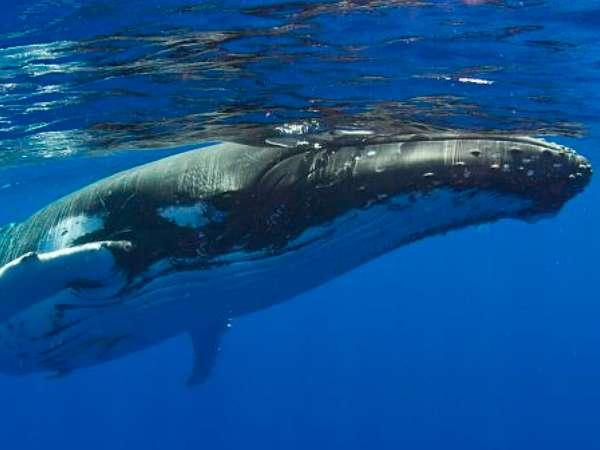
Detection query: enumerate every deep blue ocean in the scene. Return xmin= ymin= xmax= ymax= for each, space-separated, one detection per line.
xmin=1 ymin=1 xmax=600 ymax=449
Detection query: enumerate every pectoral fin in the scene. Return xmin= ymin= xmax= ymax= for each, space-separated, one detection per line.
xmin=187 ymin=318 xmax=230 ymax=387
xmin=0 ymin=241 xmax=131 ymax=322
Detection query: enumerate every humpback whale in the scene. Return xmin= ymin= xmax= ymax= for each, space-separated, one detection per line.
xmin=0 ymin=134 xmax=592 ymax=383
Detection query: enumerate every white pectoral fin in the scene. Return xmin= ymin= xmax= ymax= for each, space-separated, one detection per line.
xmin=187 ymin=318 xmax=230 ymax=387
xmin=0 ymin=240 xmax=131 ymax=322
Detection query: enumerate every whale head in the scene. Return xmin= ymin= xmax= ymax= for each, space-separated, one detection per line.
xmin=347 ymin=135 xmax=592 ymax=218
xmin=252 ymin=135 xmax=592 ymax=253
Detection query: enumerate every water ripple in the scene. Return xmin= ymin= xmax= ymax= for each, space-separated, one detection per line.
xmin=0 ymin=0 xmax=597 ymax=165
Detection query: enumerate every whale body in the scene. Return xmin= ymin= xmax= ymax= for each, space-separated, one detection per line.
xmin=0 ymin=134 xmax=592 ymax=383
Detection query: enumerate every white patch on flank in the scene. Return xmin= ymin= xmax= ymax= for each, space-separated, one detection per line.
xmin=39 ymin=214 xmax=104 ymax=252
xmin=158 ymin=203 xmax=208 ymax=228
xmin=158 ymin=203 xmax=227 ymax=228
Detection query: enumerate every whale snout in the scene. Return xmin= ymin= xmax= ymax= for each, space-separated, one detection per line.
xmin=559 ymin=151 xmax=592 ymax=193
xmin=486 ymin=137 xmax=592 ymax=212
xmin=348 ymin=135 xmax=591 ymax=217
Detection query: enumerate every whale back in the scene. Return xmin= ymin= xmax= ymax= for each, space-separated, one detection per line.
xmin=0 ymin=142 xmax=286 ymax=271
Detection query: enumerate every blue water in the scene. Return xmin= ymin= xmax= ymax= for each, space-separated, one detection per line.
xmin=1 ymin=0 xmax=600 ymax=448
